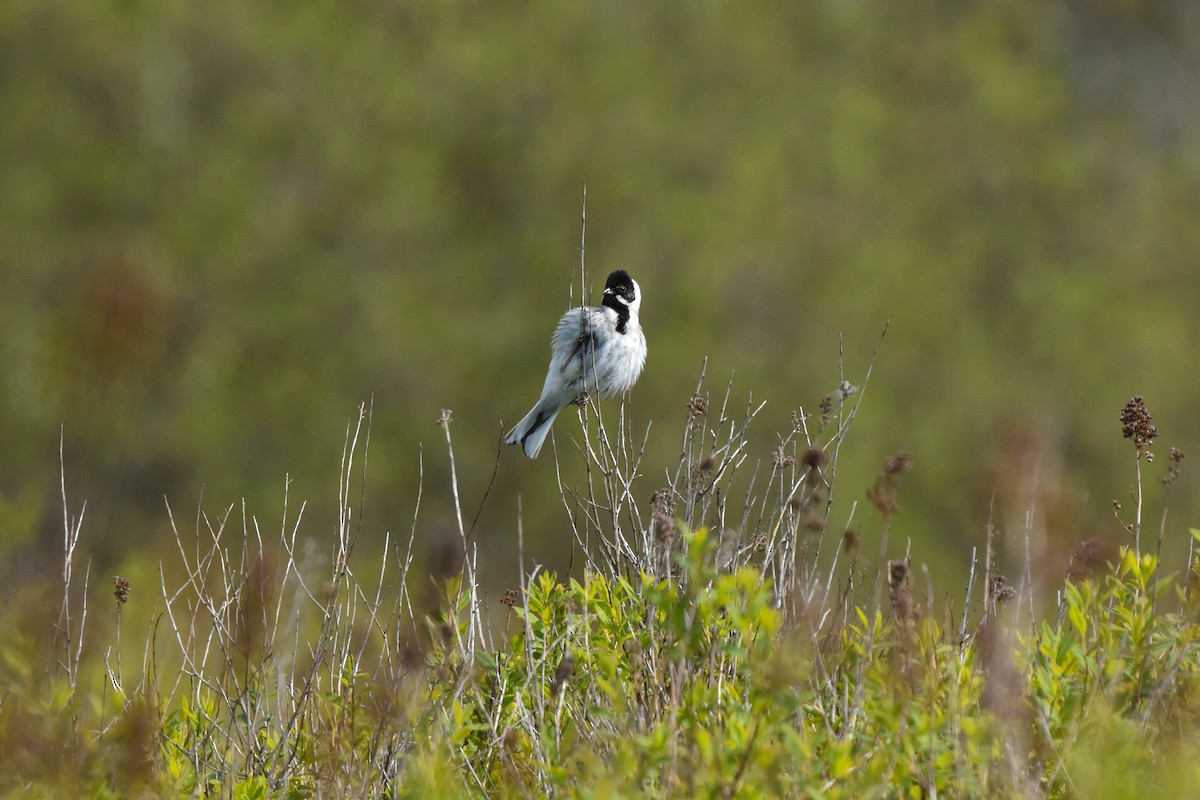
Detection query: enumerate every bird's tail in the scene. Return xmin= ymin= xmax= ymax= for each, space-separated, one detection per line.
xmin=504 ymin=399 xmax=562 ymax=459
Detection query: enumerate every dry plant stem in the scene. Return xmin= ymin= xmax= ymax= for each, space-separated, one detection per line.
xmin=559 ymin=436 xmax=616 ymax=575
xmin=570 ymin=384 xmax=648 ymax=576
xmin=869 ymin=507 xmax=896 ymax=621
xmin=611 ymin=404 xmax=652 ymax=533
xmin=667 ymin=360 xmax=712 ymax=555
xmin=271 ymin=405 xmax=374 ymax=781
xmin=567 ymin=192 xmax=632 ymax=578
xmin=1133 ymin=452 xmax=1144 ymax=554
xmin=570 ymin=184 xmax=613 ymax=567
xmin=587 ymin=395 xmax=653 ymax=569
xmin=390 ymin=445 xmax=424 ymax=655
xmin=808 ymin=335 xmax=861 ymax=555
xmin=819 ymin=500 xmax=858 ymax=612
xmin=705 ymin=393 xmax=761 ymax=514
xmin=348 ymin=398 xmax=373 ymax=554
xmin=517 ymin=498 xmax=551 ymax=792
xmin=983 ymin=495 xmax=995 ymax=618
xmin=1012 ymin=430 xmax=1047 ymax=634
xmin=676 ymin=357 xmax=709 ymax=467
xmin=577 ymin=183 xmax=587 ymax=309
xmin=440 ymin=413 xmax=468 ymax=551
xmin=280 ymin=494 xmax=313 ymax=708
xmin=577 ymin=403 xmax=614 ymax=549
xmin=111 ymin=604 xmax=124 ymax=693
xmin=357 ymin=527 xmax=392 ymax=670
xmin=440 ymin=410 xmax=483 ymax=658
xmin=467 ymin=434 xmax=504 ymax=541
xmin=1150 ymin=467 xmax=1173 ymax=608
xmin=1155 ymin=485 xmax=1170 ymax=569
xmin=55 ymin=427 xmax=90 ymax=689
xmin=669 ymin=371 xmax=728 ymax=523
xmin=754 ymin=428 xmax=802 ymax=587
xmin=553 ymin=439 xmax=599 ymax=576
xmin=687 ymin=388 xmax=759 ymax=568
xmin=848 ymin=498 xmax=898 ymax=734
xmin=825 ymin=324 xmax=887 ymax=506
xmin=807 ymin=327 xmax=885 ymax=616
xmin=960 ymin=545 xmax=978 ymax=645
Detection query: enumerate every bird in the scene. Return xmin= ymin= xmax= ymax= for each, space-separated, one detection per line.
xmin=505 ymin=269 xmax=647 ymax=458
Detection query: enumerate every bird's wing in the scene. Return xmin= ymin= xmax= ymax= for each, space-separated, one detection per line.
xmin=551 ymin=306 xmax=607 ymax=373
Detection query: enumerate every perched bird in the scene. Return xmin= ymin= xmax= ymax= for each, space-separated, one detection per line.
xmin=505 ymin=270 xmax=647 ymax=458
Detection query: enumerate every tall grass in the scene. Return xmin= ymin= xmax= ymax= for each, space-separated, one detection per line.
xmin=2 ymin=368 xmax=1198 ymax=798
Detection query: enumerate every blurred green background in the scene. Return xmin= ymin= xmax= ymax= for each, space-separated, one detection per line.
xmin=2 ymin=0 xmax=1198 ymax=593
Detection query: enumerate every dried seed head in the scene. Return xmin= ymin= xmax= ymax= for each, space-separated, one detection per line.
xmin=842 ymin=528 xmax=859 ymax=552
xmin=687 ymin=392 xmax=708 ymax=429
xmin=772 ymin=446 xmax=796 ymax=470
xmin=888 ymin=560 xmax=914 ymax=620
xmin=1111 ymin=497 xmax=1133 ymax=533
xmin=654 ymin=512 xmax=676 ymax=544
xmin=989 ymin=574 xmax=1017 ymax=607
xmin=697 ymin=454 xmax=716 ymax=473
xmin=868 ymin=451 xmax=914 ymax=515
xmin=655 ymin=521 xmax=676 ymax=545
xmin=1119 ymin=395 xmax=1157 ymax=449
xmin=650 ymin=488 xmax=676 ymax=518
xmin=650 ymin=488 xmax=677 ymax=543
xmin=801 ymin=446 xmax=825 ymax=470
xmin=884 ymin=451 xmax=914 ymax=474
xmin=819 ymin=395 xmax=833 ymax=415
xmin=113 ymin=575 xmax=131 ymax=607
xmin=436 ymin=408 xmax=453 ymax=427
xmin=1066 ymin=539 xmax=1111 ymax=583
xmin=500 ymin=589 xmax=518 ymax=607
xmin=867 ymin=484 xmax=896 ymax=515
xmin=1165 ymin=447 xmax=1185 ymax=487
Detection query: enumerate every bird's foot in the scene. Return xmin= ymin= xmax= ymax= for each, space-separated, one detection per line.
xmin=574 ymin=390 xmax=591 ymax=407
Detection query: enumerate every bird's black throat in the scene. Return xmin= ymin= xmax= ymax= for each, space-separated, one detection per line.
xmin=602 ymin=293 xmax=631 ymax=334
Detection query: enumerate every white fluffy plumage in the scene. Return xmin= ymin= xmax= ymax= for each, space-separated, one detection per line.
xmin=505 ymin=270 xmax=647 ymax=458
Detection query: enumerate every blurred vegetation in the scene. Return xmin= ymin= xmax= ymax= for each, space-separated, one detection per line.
xmin=2 ymin=395 xmax=1198 ymax=796
xmin=2 ymin=0 xmax=1200 ymax=592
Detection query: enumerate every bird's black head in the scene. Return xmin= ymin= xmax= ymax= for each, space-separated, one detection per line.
xmin=603 ymin=270 xmax=637 ymax=304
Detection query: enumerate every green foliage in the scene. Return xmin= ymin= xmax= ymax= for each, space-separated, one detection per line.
xmin=2 ymin=364 xmax=1199 ymax=796
xmin=1027 ymin=548 xmax=1200 ymax=796
xmin=5 ymin=519 xmax=1200 ymax=796
xmin=409 ymin=539 xmax=1200 ymax=798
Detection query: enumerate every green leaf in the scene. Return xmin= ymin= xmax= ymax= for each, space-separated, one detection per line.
xmin=1067 ymin=603 xmax=1087 ymax=638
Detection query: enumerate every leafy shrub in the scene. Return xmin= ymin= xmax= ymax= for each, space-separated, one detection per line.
xmin=2 ymin=380 xmax=1199 ymax=798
